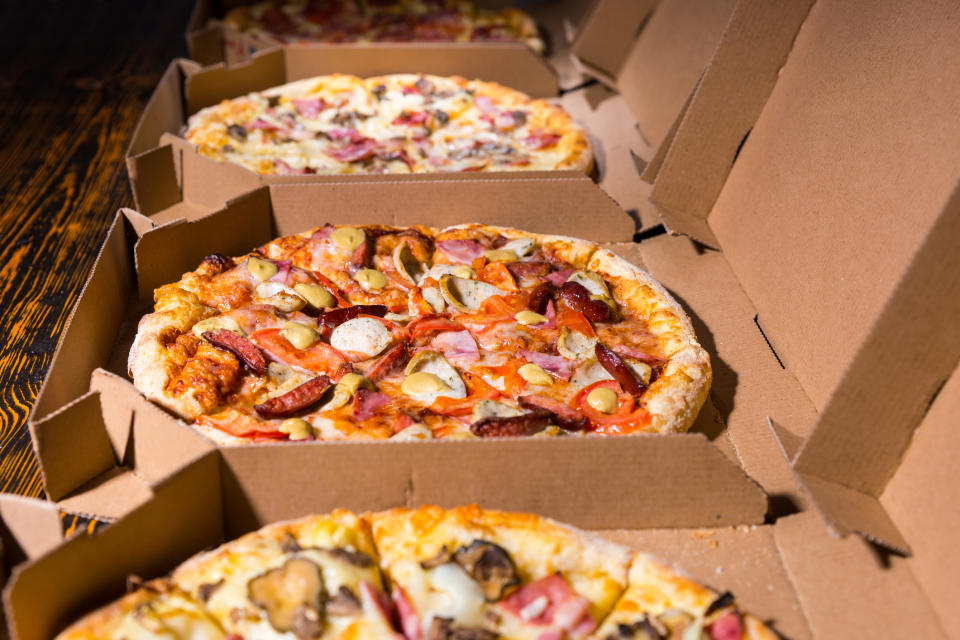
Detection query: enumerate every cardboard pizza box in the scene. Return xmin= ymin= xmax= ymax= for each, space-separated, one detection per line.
xmin=27 ymin=176 xmax=775 ymax=529
xmin=8 ymin=397 xmax=954 ymax=640
xmin=185 ymin=0 xmax=594 ymax=90
xmin=124 ymin=44 xmax=606 ymax=219
xmin=571 ymin=0 xmax=738 ymax=151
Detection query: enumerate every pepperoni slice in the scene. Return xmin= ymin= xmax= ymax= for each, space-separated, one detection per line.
xmin=203 ymin=329 xmax=266 ymax=375
xmin=254 ymin=375 xmax=332 ymax=418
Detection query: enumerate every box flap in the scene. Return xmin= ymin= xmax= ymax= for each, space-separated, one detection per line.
xmin=28 ymin=392 xmax=116 ymax=503
xmin=708 ymin=0 xmax=960 ymax=413
xmin=185 ymin=45 xmax=557 ymax=115
xmin=786 ymin=184 xmax=960 ymax=537
xmin=30 ymin=214 xmax=135 ymax=423
xmin=881 ymin=364 xmax=960 ymax=632
xmin=184 ymin=0 xmax=223 ymax=66
xmin=3 ymin=453 xmax=223 ymax=640
xmin=219 ymin=433 xmax=766 ymax=535
xmin=774 ymin=511 xmax=946 ymax=639
xmin=648 ymin=0 xmax=813 ymax=242
xmin=616 ymin=0 xmax=737 ymax=148
xmin=0 ymin=496 xmax=63 ymax=566
xmin=571 ymin=0 xmax=658 ymax=86
xmin=127 ymin=59 xmax=201 ymax=162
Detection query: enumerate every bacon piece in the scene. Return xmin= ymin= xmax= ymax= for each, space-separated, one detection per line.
xmin=393 ymin=412 xmax=417 ymax=434
xmin=517 ymin=349 xmax=575 ymax=381
xmin=707 ymin=611 xmax=743 ymax=640
xmin=249 ymin=329 xmax=348 ymax=374
xmin=595 ymin=343 xmax=645 ymax=395
xmin=559 ymin=282 xmax=610 ymax=322
xmin=518 ymin=396 xmax=587 ymax=432
xmin=613 ymin=345 xmax=665 ymax=365
xmin=203 ymin=329 xmax=266 ymax=375
xmin=545 ymin=269 xmax=574 ymax=287
xmin=348 ymin=236 xmax=373 ymax=272
xmin=292 ymin=97 xmax=328 ymax=118
xmin=526 ymin=282 xmax=555 ymax=315
xmin=392 ymin=585 xmax=421 ymax=640
xmin=326 ymin=128 xmax=367 ymax=143
xmin=436 ymin=239 xmax=485 ymax=262
xmin=254 ymin=375 xmax=331 ymax=418
xmin=470 ymin=410 xmax=551 ymax=438
xmin=248 ymin=117 xmax=279 ymax=131
xmin=352 ymin=389 xmax=391 ymax=420
xmin=524 ymin=132 xmax=562 ymax=150
xmin=267 ymin=259 xmax=292 ymax=283
xmin=326 ymin=139 xmax=379 ymax=162
xmin=317 ymin=305 xmax=388 ymax=335
xmin=313 ymin=224 xmax=336 ymax=240
xmin=429 ymin=330 xmax=479 ymax=366
xmin=360 ymin=581 xmax=399 ymax=630
xmin=499 ymin=573 xmax=595 ymax=635
xmin=368 ymin=342 xmax=410 ymax=382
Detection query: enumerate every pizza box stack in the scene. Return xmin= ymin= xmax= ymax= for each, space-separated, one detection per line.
xmin=2 ymin=0 xmax=960 ymax=638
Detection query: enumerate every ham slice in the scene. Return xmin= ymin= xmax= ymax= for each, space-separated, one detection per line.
xmin=707 ymin=611 xmax=743 ymax=640
xmin=292 ymin=97 xmax=328 ymax=118
xmin=518 ymin=349 xmax=574 ymax=380
xmin=392 ymin=111 xmax=428 ymax=125
xmin=545 ymin=269 xmax=574 ymax=287
xmin=391 ymin=585 xmax=421 ymax=640
xmin=267 ymin=260 xmax=291 ymax=283
xmin=326 ymin=139 xmax=378 ymax=162
xmin=474 ymin=95 xmax=496 ymax=114
xmin=499 ymin=573 xmax=596 ymax=637
xmin=524 ymin=132 xmax=561 ymax=150
xmin=327 ymin=128 xmax=366 ymax=143
xmin=248 ymin=117 xmax=279 ymax=131
xmin=430 ymin=330 xmax=480 ymax=366
xmin=613 ymin=345 xmax=665 ymax=365
xmin=352 ymin=389 xmax=391 ymax=420
xmin=436 ymin=239 xmax=485 ymax=262
xmin=273 ymin=159 xmax=316 ymax=175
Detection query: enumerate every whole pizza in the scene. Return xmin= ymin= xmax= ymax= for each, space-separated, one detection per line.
xmin=129 ymin=224 xmax=710 ymax=444
xmin=184 ymin=74 xmax=592 ymax=175
xmin=222 ymin=0 xmax=545 ymax=51
xmin=57 ymin=505 xmax=776 ymax=640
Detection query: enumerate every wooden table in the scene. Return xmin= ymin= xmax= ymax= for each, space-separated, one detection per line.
xmin=0 ymin=0 xmax=196 ymax=504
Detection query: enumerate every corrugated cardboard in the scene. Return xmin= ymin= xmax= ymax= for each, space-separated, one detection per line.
xmin=185 ymin=0 xmax=593 ymax=90
xmin=572 ymin=0 xmax=737 ymax=149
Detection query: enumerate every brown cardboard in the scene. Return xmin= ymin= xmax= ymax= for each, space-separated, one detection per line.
xmin=185 ymin=0 xmax=592 ymax=89
xmin=572 ymin=0 xmax=737 ymax=149
xmin=125 ymin=45 xmax=574 ymax=215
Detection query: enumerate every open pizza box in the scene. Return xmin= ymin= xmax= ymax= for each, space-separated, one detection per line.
xmin=124 ymin=42 xmax=670 ymax=232
xmin=185 ymin=0 xmax=594 ymax=90
xmin=10 ymin=369 xmax=958 ymax=639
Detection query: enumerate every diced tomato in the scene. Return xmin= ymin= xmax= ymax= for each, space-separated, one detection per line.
xmin=570 ymin=380 xmax=651 ymax=434
xmin=250 ymin=328 xmax=348 ymax=374
xmin=196 ymin=409 xmax=288 ymax=440
xmin=310 ymin=270 xmax=351 ymax=307
xmin=474 ymin=359 xmax=527 ymax=398
xmin=556 ymin=301 xmax=596 ymax=338
xmin=404 ymin=315 xmax=465 ymax=339
xmin=457 ymin=294 xmax=525 ymax=332
xmin=479 ymin=261 xmax=519 ymax=292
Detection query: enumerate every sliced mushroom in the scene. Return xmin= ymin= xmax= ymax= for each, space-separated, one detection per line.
xmin=254 ymin=281 xmax=307 ymax=313
xmin=471 ymin=400 xmax=523 ymax=424
xmin=247 ymin=558 xmax=324 ymax=636
xmin=420 ymin=286 xmax=446 ymax=313
xmin=325 ymin=585 xmax=362 ymax=616
xmin=420 ymin=546 xmax=453 ymax=570
xmin=566 ymin=270 xmax=611 ymax=298
xmin=439 ymin=274 xmax=505 ymax=313
xmin=498 ymin=237 xmax=535 ymax=258
xmin=402 ymin=351 xmax=467 ymax=405
xmin=453 ymin=540 xmax=520 ymax=601
xmin=557 ymin=326 xmax=598 ymax=361
xmin=394 ymin=241 xmax=427 ymax=284
xmin=329 ymin=317 xmax=393 ymax=360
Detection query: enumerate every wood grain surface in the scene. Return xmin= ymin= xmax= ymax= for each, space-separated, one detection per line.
xmin=0 ymin=0 xmax=195 ymax=501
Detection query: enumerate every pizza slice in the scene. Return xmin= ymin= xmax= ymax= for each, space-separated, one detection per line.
xmin=591 ymin=554 xmax=777 ymax=640
xmin=55 ymin=579 xmax=226 ymax=640
xmin=170 ymin=510 xmax=401 ymax=639
xmin=369 ymin=505 xmax=632 ymax=640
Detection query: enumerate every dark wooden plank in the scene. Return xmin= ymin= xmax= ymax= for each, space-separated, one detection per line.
xmin=0 ymin=1 xmax=196 ymax=497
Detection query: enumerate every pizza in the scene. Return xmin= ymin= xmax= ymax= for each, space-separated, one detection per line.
xmin=57 ymin=505 xmax=778 ymax=640
xmin=221 ymin=0 xmax=544 ymax=52
xmin=183 ymin=74 xmax=592 ymax=175
xmin=128 ymin=223 xmax=711 ymax=445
